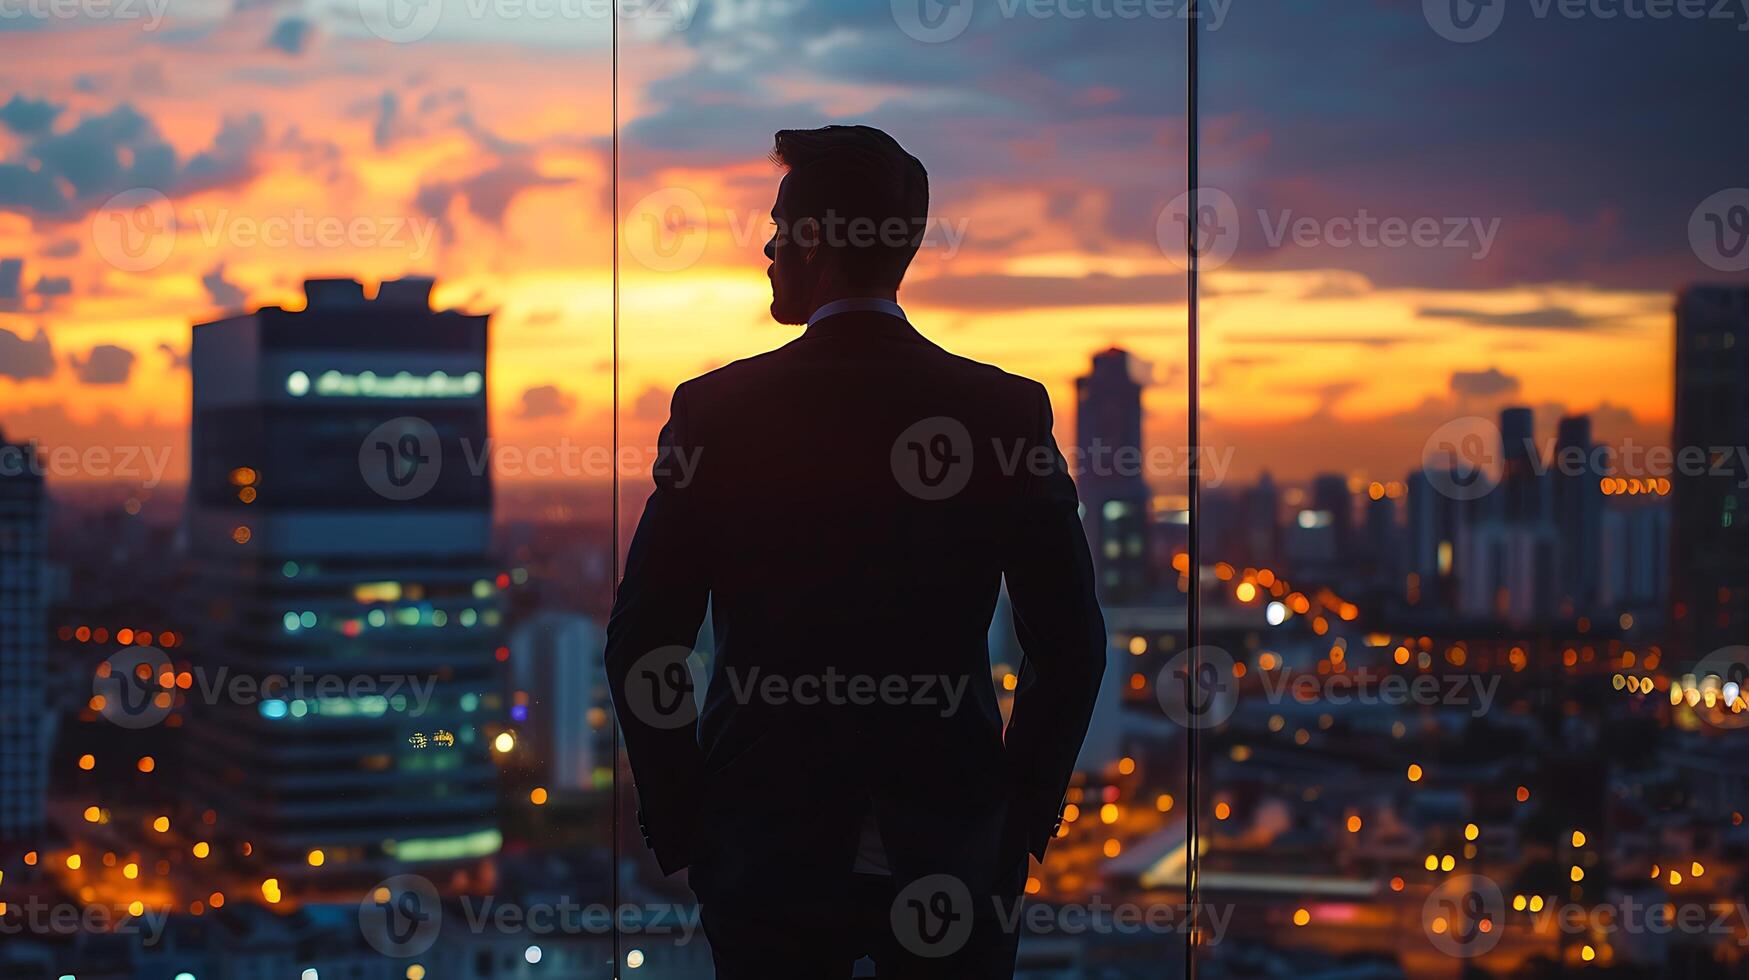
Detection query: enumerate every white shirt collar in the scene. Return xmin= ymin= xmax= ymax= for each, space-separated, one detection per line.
xmin=806 ymin=297 xmax=907 ymax=327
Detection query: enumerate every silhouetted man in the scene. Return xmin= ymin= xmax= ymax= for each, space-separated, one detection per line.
xmin=605 ymin=124 xmax=1106 ymax=979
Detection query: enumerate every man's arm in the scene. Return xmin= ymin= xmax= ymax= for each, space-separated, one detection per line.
xmin=603 ymin=383 xmax=710 ymax=875
xmin=1001 ymin=381 xmax=1107 ymax=862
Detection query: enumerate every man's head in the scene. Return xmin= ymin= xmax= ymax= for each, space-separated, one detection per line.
xmin=764 ymin=125 xmax=929 ymax=325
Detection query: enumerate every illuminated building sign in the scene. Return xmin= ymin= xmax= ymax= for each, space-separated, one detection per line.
xmin=286 ymin=370 xmax=482 ymax=398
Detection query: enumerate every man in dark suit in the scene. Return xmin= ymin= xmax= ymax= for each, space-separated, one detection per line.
xmin=604 ymin=124 xmax=1106 ymax=979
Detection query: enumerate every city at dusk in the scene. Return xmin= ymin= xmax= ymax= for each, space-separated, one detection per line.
xmin=2 ymin=1 xmax=1748 ymax=978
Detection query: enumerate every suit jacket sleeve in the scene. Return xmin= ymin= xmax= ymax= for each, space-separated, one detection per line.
xmin=603 ymin=383 xmax=710 ymax=875
xmin=1001 ymin=381 xmax=1108 ymax=861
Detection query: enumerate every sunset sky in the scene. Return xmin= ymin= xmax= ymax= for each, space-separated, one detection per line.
xmin=2 ymin=0 xmax=1744 ymax=490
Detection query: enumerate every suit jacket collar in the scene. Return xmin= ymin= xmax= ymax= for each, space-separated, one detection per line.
xmin=801 ymin=308 xmax=928 ymax=345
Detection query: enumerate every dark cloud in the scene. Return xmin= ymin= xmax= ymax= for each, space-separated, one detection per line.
xmin=369 ymin=90 xmax=413 ymax=151
xmin=201 ymin=263 xmax=246 ymax=310
xmin=1300 ymin=273 xmax=1372 ymax=300
xmin=905 ymin=272 xmax=1185 ymax=311
xmin=517 ymin=384 xmax=575 ymax=419
xmin=69 ymin=344 xmax=136 ymax=385
xmin=416 ymin=161 xmax=571 ymax=230
xmin=267 ymin=16 xmax=313 ymax=54
xmin=0 ymin=104 xmax=265 ymax=219
xmin=0 ymin=94 xmax=61 ymax=135
xmin=33 ymin=275 xmax=71 ymax=296
xmin=1450 ymin=367 xmax=1522 ymax=399
xmin=0 ymin=257 xmax=20 ymax=304
xmin=1417 ymin=305 xmax=1607 ymax=330
xmin=0 ymin=326 xmax=53 ymax=380
xmin=41 ymin=238 xmax=80 ymax=258
xmin=1221 ymin=333 xmax=1416 ymax=350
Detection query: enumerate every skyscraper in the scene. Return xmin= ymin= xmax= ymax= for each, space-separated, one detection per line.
xmin=1552 ymin=415 xmax=1602 ymax=617
xmin=1075 ymin=348 xmax=1152 ymax=602
xmin=1671 ymin=285 xmax=1749 ymax=654
xmin=0 ymin=430 xmax=49 ymax=843
xmin=507 ymin=612 xmax=609 ymax=794
xmin=1454 ymin=407 xmax=1562 ymax=626
xmin=185 ymin=278 xmax=502 ymax=883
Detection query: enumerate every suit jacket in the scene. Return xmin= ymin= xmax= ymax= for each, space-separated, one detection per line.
xmin=604 ymin=310 xmax=1106 ymax=909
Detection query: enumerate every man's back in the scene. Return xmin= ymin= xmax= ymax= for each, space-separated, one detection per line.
xmin=606 ymin=308 xmax=1105 ymax=911
xmin=603 ymin=124 xmax=1106 ymax=978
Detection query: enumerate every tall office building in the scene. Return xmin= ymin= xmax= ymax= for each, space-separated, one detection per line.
xmin=1552 ymin=415 xmax=1602 ymax=617
xmin=1497 ymin=406 xmax=1546 ymax=523
xmin=185 ymin=278 xmax=501 ymax=883
xmin=507 ymin=612 xmax=608 ymax=794
xmin=1671 ymin=285 xmax=1749 ymax=654
xmin=1452 ymin=407 xmax=1562 ymax=625
xmin=0 ymin=430 xmax=50 ymax=843
xmin=1406 ymin=469 xmax=1464 ymax=611
xmin=1600 ymin=488 xmax=1671 ymax=614
xmin=1075 ymin=348 xmax=1152 ymax=602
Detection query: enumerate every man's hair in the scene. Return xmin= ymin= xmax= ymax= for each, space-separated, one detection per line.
xmin=771 ymin=125 xmax=929 ymax=290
